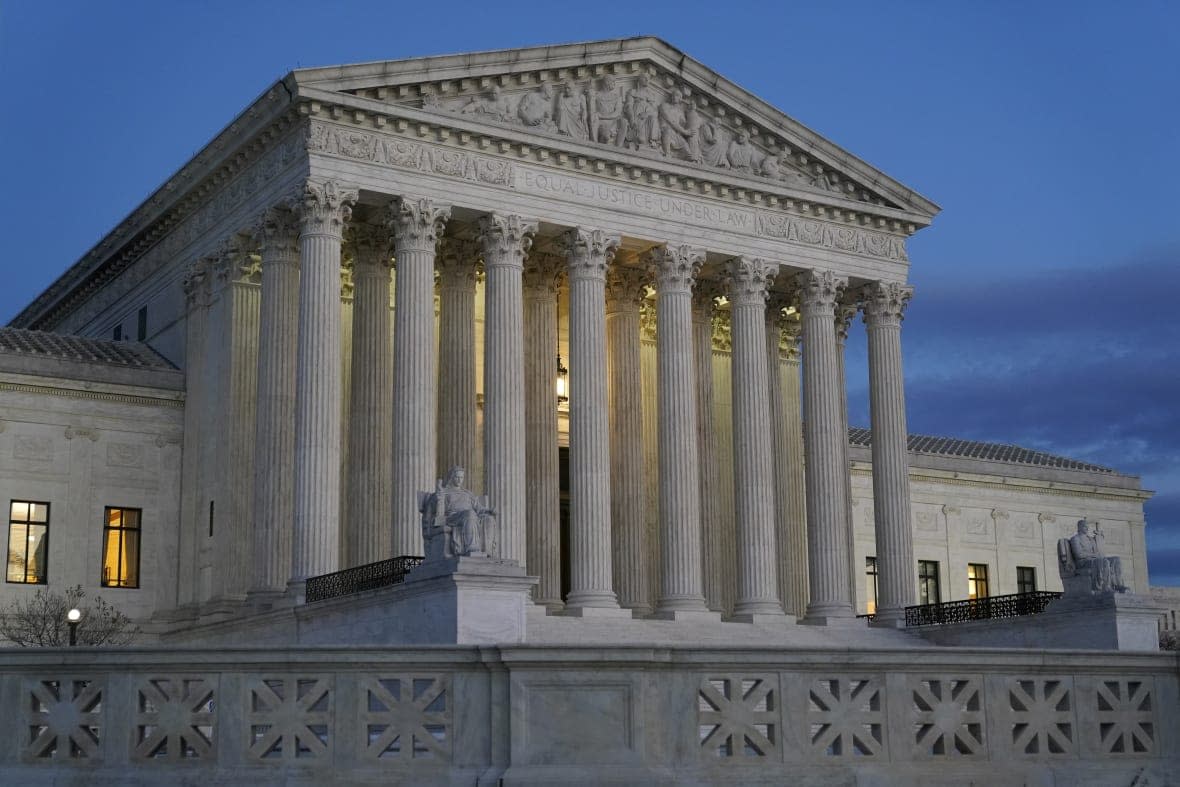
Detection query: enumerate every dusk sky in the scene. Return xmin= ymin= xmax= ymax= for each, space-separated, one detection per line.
xmin=1 ymin=2 xmax=1177 ymax=582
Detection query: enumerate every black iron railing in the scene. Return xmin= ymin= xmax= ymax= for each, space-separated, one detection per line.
xmin=904 ymin=590 xmax=1062 ymax=627
xmin=304 ymin=555 xmax=424 ymax=604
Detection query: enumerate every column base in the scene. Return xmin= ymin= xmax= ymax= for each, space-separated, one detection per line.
xmin=869 ymin=608 xmax=907 ymax=629
xmin=533 ymin=597 xmax=565 ymax=614
xmin=729 ymin=611 xmax=795 ymax=626
xmin=245 ymin=588 xmax=296 ymax=611
xmin=654 ymin=595 xmax=710 ymax=616
xmin=565 ymin=589 xmax=621 ymax=613
xmin=800 ymin=602 xmax=860 ymax=627
xmin=648 ymin=609 xmax=722 ymax=623
xmin=561 ymin=605 xmax=635 ymax=619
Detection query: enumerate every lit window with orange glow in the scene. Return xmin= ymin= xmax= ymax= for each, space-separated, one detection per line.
xmin=7 ymin=500 xmax=49 ymax=584
xmin=102 ymin=507 xmax=141 ymax=589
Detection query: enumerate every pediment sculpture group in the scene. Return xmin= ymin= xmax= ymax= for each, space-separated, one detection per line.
xmin=425 ymin=75 xmax=845 ymax=194
xmin=418 ymin=466 xmax=499 ymax=562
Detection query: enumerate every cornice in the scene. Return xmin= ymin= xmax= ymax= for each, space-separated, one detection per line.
xmin=851 ymin=465 xmax=1153 ymax=503
xmin=0 ymin=380 xmax=184 ymax=409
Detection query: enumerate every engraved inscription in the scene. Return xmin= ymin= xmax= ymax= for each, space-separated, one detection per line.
xmin=756 ymin=211 xmax=907 ymax=261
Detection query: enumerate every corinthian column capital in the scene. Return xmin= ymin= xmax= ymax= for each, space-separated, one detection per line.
xmin=389 ymin=196 xmax=450 ymax=253
xmin=563 ymin=228 xmax=620 ymax=281
xmin=835 ymin=300 xmax=859 ymax=344
xmin=522 ymin=251 xmax=564 ymax=295
xmin=726 ymin=257 xmax=775 ymax=306
xmin=644 ymin=244 xmax=704 ymax=293
xmin=256 ymin=206 xmax=301 ymax=260
xmin=477 ymin=214 xmax=538 ymax=267
xmin=794 ymin=269 xmax=848 ymax=315
xmin=605 ymin=266 xmax=649 ymax=309
xmin=861 ymin=280 xmax=914 ymax=327
xmin=346 ymin=221 xmax=393 ymax=273
xmin=300 ymin=179 xmax=357 ymax=237
xmin=691 ymin=278 xmax=724 ymax=321
xmin=436 ymin=237 xmax=480 ymax=289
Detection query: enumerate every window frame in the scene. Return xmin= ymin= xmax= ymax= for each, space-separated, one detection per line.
xmin=101 ymin=505 xmax=142 ymax=589
xmin=864 ymin=555 xmax=879 ymax=615
xmin=7 ymin=499 xmax=50 ymax=585
xmin=1016 ymin=565 xmax=1037 ymax=595
xmin=918 ymin=559 xmax=941 ymax=605
xmin=967 ymin=562 xmax=990 ymax=600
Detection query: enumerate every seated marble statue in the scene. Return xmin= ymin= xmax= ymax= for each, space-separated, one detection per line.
xmin=418 ymin=466 xmax=499 ymax=562
xmin=1057 ymin=518 xmax=1128 ymax=594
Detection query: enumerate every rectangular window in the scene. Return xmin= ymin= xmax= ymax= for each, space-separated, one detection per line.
xmin=7 ymin=500 xmax=49 ymax=584
xmin=112 ymin=325 xmax=122 ymax=341
xmin=1017 ymin=565 xmax=1037 ymax=594
xmin=865 ymin=556 xmax=879 ymax=615
xmin=137 ymin=307 xmax=148 ymax=341
xmin=967 ymin=563 xmax=990 ymax=600
xmin=918 ymin=560 xmax=941 ymax=605
xmin=102 ymin=507 xmax=141 ymax=589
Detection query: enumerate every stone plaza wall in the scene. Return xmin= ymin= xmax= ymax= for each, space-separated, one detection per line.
xmin=0 ymin=644 xmax=1174 ymax=785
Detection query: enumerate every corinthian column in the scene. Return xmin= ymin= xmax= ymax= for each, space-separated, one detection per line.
xmin=692 ymin=281 xmax=725 ymax=613
xmin=645 ymin=245 xmax=712 ymax=618
xmin=765 ymin=291 xmax=793 ymax=611
xmin=728 ymin=258 xmax=786 ymax=620
xmin=478 ymin=214 xmax=537 ymax=565
xmin=797 ymin=269 xmax=854 ymax=624
xmin=344 ymin=220 xmax=394 ymax=566
xmin=607 ymin=265 xmax=651 ymax=615
xmin=291 ymin=180 xmax=355 ymax=588
xmin=862 ymin=280 xmax=916 ymax=627
xmin=389 ymin=197 xmax=451 ymax=557
xmin=781 ymin=312 xmax=808 ymax=617
xmin=251 ymin=207 xmax=300 ymax=597
xmin=523 ymin=252 xmax=563 ymax=610
xmin=563 ymin=228 xmax=623 ymax=614
xmin=834 ymin=300 xmax=859 ymax=609
xmin=436 ymin=238 xmax=479 ymax=478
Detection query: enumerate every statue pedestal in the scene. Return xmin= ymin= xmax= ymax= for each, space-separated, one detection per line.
xmin=1041 ymin=591 xmax=1163 ymax=651
xmin=402 ymin=556 xmax=539 ymax=645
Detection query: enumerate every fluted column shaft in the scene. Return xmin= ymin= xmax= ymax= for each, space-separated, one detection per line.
xmin=607 ymin=267 xmax=650 ymax=614
xmin=728 ymin=258 xmax=785 ymax=617
xmin=798 ymin=269 xmax=854 ymax=623
xmin=180 ymin=261 xmax=212 ymax=605
xmin=479 ymin=214 xmax=537 ymax=565
xmin=646 ymin=245 xmax=709 ymax=614
xmin=251 ymin=211 xmax=298 ymax=595
xmin=523 ymin=254 xmax=563 ymax=609
xmin=389 ymin=197 xmax=451 ymax=557
xmin=835 ymin=302 xmax=859 ymax=608
xmin=692 ymin=283 xmax=725 ymax=612
xmin=564 ymin=229 xmax=621 ymax=611
xmin=765 ymin=295 xmax=793 ymax=611
xmin=345 ymin=222 xmax=394 ymax=566
xmin=781 ymin=316 xmax=808 ymax=617
xmin=863 ymin=281 xmax=917 ymax=626
xmin=291 ymin=180 xmax=355 ymax=584
xmin=437 ymin=239 xmax=478 ymax=478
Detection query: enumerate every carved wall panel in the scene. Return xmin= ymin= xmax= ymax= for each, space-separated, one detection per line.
xmin=806 ymin=676 xmax=884 ymax=758
xmin=359 ymin=674 xmax=450 ymax=761
xmin=245 ymin=676 xmax=332 ymax=762
xmin=906 ymin=676 xmax=985 ymax=758
xmin=1001 ymin=677 xmax=1075 ymax=757
xmin=697 ymin=675 xmax=778 ymax=758
xmin=1093 ymin=678 xmax=1155 ymax=756
xmin=133 ymin=676 xmax=216 ymax=761
xmin=24 ymin=678 xmax=104 ymax=761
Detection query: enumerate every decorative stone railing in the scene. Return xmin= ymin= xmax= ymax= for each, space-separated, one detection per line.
xmin=905 ymin=591 xmax=1063 ymax=627
xmin=0 ymin=645 xmax=1174 ymax=782
xmin=304 ymin=555 xmax=424 ymax=604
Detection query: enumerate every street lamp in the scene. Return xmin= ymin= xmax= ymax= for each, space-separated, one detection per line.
xmin=66 ymin=608 xmax=81 ymax=647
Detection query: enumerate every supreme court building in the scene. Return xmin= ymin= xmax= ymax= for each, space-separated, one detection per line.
xmin=0 ymin=38 xmax=1173 ymax=784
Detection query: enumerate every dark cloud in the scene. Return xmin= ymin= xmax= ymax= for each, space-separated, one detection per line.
xmin=845 ymin=248 xmax=1180 ymax=586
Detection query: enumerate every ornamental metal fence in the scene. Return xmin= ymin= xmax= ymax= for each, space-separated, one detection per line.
xmin=904 ymin=590 xmax=1062 ymax=627
xmin=304 ymin=555 xmax=424 ymax=604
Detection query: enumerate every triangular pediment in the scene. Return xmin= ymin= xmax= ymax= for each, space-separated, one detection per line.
xmin=291 ymin=38 xmax=938 ymax=221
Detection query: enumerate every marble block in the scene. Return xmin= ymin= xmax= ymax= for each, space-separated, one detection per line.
xmin=403 ymin=555 xmax=539 ymax=644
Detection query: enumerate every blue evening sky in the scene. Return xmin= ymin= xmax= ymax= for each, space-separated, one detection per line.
xmin=1 ymin=1 xmax=1177 ymax=582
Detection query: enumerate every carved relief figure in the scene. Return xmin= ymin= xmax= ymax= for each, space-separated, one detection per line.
xmin=419 ymin=466 xmax=499 ymax=561
xmin=555 ymin=84 xmax=589 ymax=139
xmin=760 ymin=151 xmax=808 ymax=184
xmin=1058 ymin=518 xmax=1128 ymax=594
xmin=590 ymin=75 xmax=627 ymax=145
xmin=517 ymin=84 xmax=556 ymax=132
xmin=657 ymin=90 xmax=695 ymax=159
xmin=624 ymin=73 xmax=661 ymax=149
xmin=685 ymin=104 xmax=728 ymax=167
xmin=459 ymin=86 xmax=509 ymax=122
xmin=725 ymin=131 xmax=760 ymax=174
